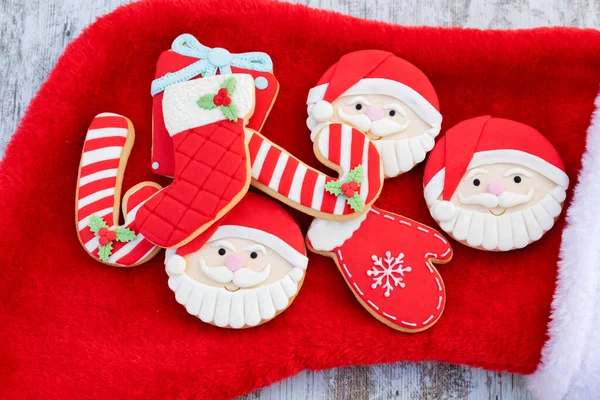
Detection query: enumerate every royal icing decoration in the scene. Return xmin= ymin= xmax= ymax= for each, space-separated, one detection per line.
xmin=247 ymin=123 xmax=383 ymax=218
xmin=305 ymin=49 xmax=442 ymax=178
xmin=307 ymin=208 xmax=453 ymax=332
xmin=136 ymin=74 xmax=254 ymax=248
xmin=423 ymin=116 xmax=569 ymax=251
xmin=88 ymin=215 xmax=136 ymax=261
xmin=150 ymin=34 xmax=279 ymax=178
xmin=164 ymin=193 xmax=309 ymax=328
xmin=324 ymin=165 xmax=365 ymax=212
xmin=75 ymin=113 xmax=161 ymax=267
xmin=196 ymin=77 xmax=238 ymax=121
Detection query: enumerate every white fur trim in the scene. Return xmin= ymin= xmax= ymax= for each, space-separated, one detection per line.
xmin=166 ymin=254 xmax=186 ymax=277
xmin=209 ymin=225 xmax=308 ymax=270
xmin=162 ymin=74 xmax=255 ymax=136
xmin=306 ymin=78 xmax=442 ymax=128
xmin=423 ymin=150 xmax=570 ymax=203
xmin=526 ymin=93 xmax=600 ymax=399
xmin=306 ymin=210 xmax=369 ymax=251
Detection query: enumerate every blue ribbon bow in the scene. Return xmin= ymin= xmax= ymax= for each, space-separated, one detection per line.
xmin=150 ymin=34 xmax=273 ymax=96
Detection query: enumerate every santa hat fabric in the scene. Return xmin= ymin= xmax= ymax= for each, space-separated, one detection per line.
xmin=174 ymin=192 xmax=308 ymax=270
xmin=423 ymin=116 xmax=569 ymax=207
xmin=306 ymin=50 xmax=442 ymax=139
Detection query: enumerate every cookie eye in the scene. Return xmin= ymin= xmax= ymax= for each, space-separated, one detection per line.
xmin=388 ymin=110 xmax=396 ymax=117
xmin=355 ymin=104 xmax=362 ymax=111
xmin=473 ymin=179 xmax=481 ymax=187
xmin=218 ymin=248 xmax=226 ymax=256
xmin=513 ymin=176 xmax=522 ymax=183
xmin=250 ymin=252 xmax=258 ymax=259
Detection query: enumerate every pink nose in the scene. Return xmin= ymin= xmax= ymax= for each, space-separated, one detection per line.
xmin=365 ymin=106 xmax=384 ymax=121
xmin=225 ymin=255 xmax=244 ymax=272
xmin=487 ymin=181 xmax=505 ymax=196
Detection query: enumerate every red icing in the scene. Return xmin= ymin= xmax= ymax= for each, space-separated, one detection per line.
xmin=213 ymin=95 xmax=223 ymax=106
xmin=98 ymin=236 xmax=109 ymax=246
xmin=98 ymin=227 xmax=107 ymax=236
xmin=151 ymin=50 xmax=279 ymax=177
xmin=105 ymin=230 xmax=116 ymax=241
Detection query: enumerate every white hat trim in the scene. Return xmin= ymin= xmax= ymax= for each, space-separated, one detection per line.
xmin=423 ymin=149 xmax=570 ymax=203
xmin=526 ymin=89 xmax=600 ymax=399
xmin=306 ymin=78 xmax=442 ymax=127
xmin=209 ymin=225 xmax=308 ymax=270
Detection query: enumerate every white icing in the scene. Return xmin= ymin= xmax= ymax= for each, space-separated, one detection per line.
xmin=228 ymin=293 xmax=245 ymax=329
xmin=373 ymin=130 xmax=437 ymax=178
xmin=512 ymin=213 xmax=529 ymax=249
xmin=77 ymin=188 xmax=115 ymax=209
xmin=482 ymin=214 xmax=499 ymax=250
xmin=498 ymin=216 xmax=514 ymax=251
xmin=257 ymin=287 xmax=276 ymax=320
xmin=213 ymin=290 xmax=232 ymax=327
xmin=199 ymin=286 xmax=218 ymax=323
xmin=522 ymin=208 xmax=544 ymax=241
xmin=466 ymin=212 xmax=485 ymax=247
xmin=79 ymin=168 xmax=118 ymax=186
xmin=279 ymin=275 xmax=298 ymax=298
xmin=307 ymin=211 xmax=369 ymax=251
xmin=175 ymin=278 xmax=193 ymax=305
xmin=311 ymin=100 xmax=334 ymax=122
xmin=162 ymin=74 xmax=255 ymax=136
xmin=243 ymin=290 xmax=261 ymax=327
xmin=452 ymin=210 xmax=472 ymax=241
xmin=80 ymin=147 xmax=123 ymax=167
xmin=431 ymin=200 xmax=456 ymax=222
xmin=85 ymin=127 xmax=129 ymax=140
xmin=185 ymin=287 xmax=203 ymax=316
xmin=269 ymin=282 xmax=289 ymax=311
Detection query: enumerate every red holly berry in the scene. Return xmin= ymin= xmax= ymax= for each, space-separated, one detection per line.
xmin=341 ymin=183 xmax=350 ymax=191
xmin=105 ymin=230 xmax=117 ymax=241
xmin=99 ymin=236 xmax=110 ymax=246
xmin=218 ymin=88 xmax=228 ymax=97
xmin=98 ymin=227 xmax=107 ymax=236
xmin=349 ymin=181 xmax=359 ymax=191
xmin=344 ymin=189 xmax=355 ymax=198
xmin=213 ymin=94 xmax=224 ymax=106
xmin=222 ymin=96 xmax=232 ymax=106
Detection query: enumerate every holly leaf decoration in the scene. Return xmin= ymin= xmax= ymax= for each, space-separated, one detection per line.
xmin=325 ymin=180 xmax=343 ymax=196
xmin=89 ymin=214 xmax=109 ymax=235
xmin=196 ymin=94 xmax=217 ymax=110
xmin=115 ymin=227 xmax=136 ymax=242
xmin=346 ymin=165 xmax=363 ymax=184
xmin=221 ymin=77 xmax=236 ymax=94
xmin=98 ymin=242 xmax=113 ymax=262
xmin=347 ymin=192 xmax=365 ymax=212
xmin=221 ymin=104 xmax=238 ymax=122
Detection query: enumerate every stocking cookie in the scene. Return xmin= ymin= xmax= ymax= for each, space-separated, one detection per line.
xmin=423 ymin=116 xmax=569 ymax=251
xmin=306 ymin=50 xmax=442 ymax=178
xmin=307 ymin=208 xmax=452 ymax=332
xmin=165 ymin=193 xmax=308 ymax=328
xmin=151 ymin=34 xmax=279 ymax=177
xmin=75 ymin=113 xmax=162 ymax=266
xmin=135 ymin=74 xmax=256 ymax=248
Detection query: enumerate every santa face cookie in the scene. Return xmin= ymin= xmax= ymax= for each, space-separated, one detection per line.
xmin=424 ymin=116 xmax=569 ymax=251
xmin=306 ymin=50 xmax=442 ymax=178
xmin=165 ymin=193 xmax=308 ymax=328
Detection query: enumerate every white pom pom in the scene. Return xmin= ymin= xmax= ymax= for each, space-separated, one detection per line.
xmin=165 ymin=254 xmax=186 ymax=276
xmin=310 ymin=100 xmax=333 ymax=122
xmin=431 ymin=201 xmax=456 ymax=222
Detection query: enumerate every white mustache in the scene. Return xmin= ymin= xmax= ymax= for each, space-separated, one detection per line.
xmin=458 ymin=188 xmax=534 ymax=208
xmin=337 ymin=108 xmax=410 ymax=137
xmin=199 ymin=259 xmax=271 ymax=288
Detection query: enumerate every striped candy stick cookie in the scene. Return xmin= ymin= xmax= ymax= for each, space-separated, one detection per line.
xmin=247 ymin=123 xmax=384 ymax=219
xmin=75 ymin=113 xmax=162 ymax=267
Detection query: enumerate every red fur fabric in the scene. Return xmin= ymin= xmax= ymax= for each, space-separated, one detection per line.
xmin=2 ymin=0 xmax=600 ymax=398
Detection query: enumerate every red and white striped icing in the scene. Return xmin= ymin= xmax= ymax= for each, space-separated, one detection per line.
xmin=247 ymin=123 xmax=383 ymax=216
xmin=75 ymin=113 xmax=160 ymax=266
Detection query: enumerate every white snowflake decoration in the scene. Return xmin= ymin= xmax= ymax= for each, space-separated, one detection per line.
xmin=367 ymin=251 xmax=412 ymax=297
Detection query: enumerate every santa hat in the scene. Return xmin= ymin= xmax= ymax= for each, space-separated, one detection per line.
xmin=423 ymin=116 xmax=570 ymax=222
xmin=306 ymin=50 xmax=442 ymax=140
xmin=167 ymin=192 xmax=308 ymax=270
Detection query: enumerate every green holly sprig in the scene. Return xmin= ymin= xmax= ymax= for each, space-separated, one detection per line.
xmin=89 ymin=214 xmax=137 ymax=262
xmin=324 ymin=165 xmax=365 ymax=212
xmin=196 ymin=77 xmax=238 ymax=121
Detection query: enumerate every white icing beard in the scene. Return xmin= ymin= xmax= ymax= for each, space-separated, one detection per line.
xmin=336 ymin=107 xmax=436 ymax=178
xmin=431 ymin=186 xmax=566 ymax=251
xmin=166 ymin=256 xmax=304 ymax=328
xmin=198 ymin=259 xmax=272 ymax=288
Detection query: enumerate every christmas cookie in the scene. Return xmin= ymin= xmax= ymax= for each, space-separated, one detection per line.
xmin=307 ymin=207 xmax=452 ymax=332
xmin=165 ymin=193 xmax=308 ymax=328
xmin=246 ymin=123 xmax=384 ymax=219
xmin=423 ymin=116 xmax=569 ymax=251
xmin=306 ymin=50 xmax=442 ymax=178
xmin=75 ymin=113 xmax=162 ymax=266
xmin=135 ymin=74 xmax=256 ymax=249
xmin=151 ymin=34 xmax=279 ymax=177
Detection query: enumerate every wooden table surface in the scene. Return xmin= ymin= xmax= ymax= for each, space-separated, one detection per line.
xmin=1 ymin=1 xmax=596 ymax=398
